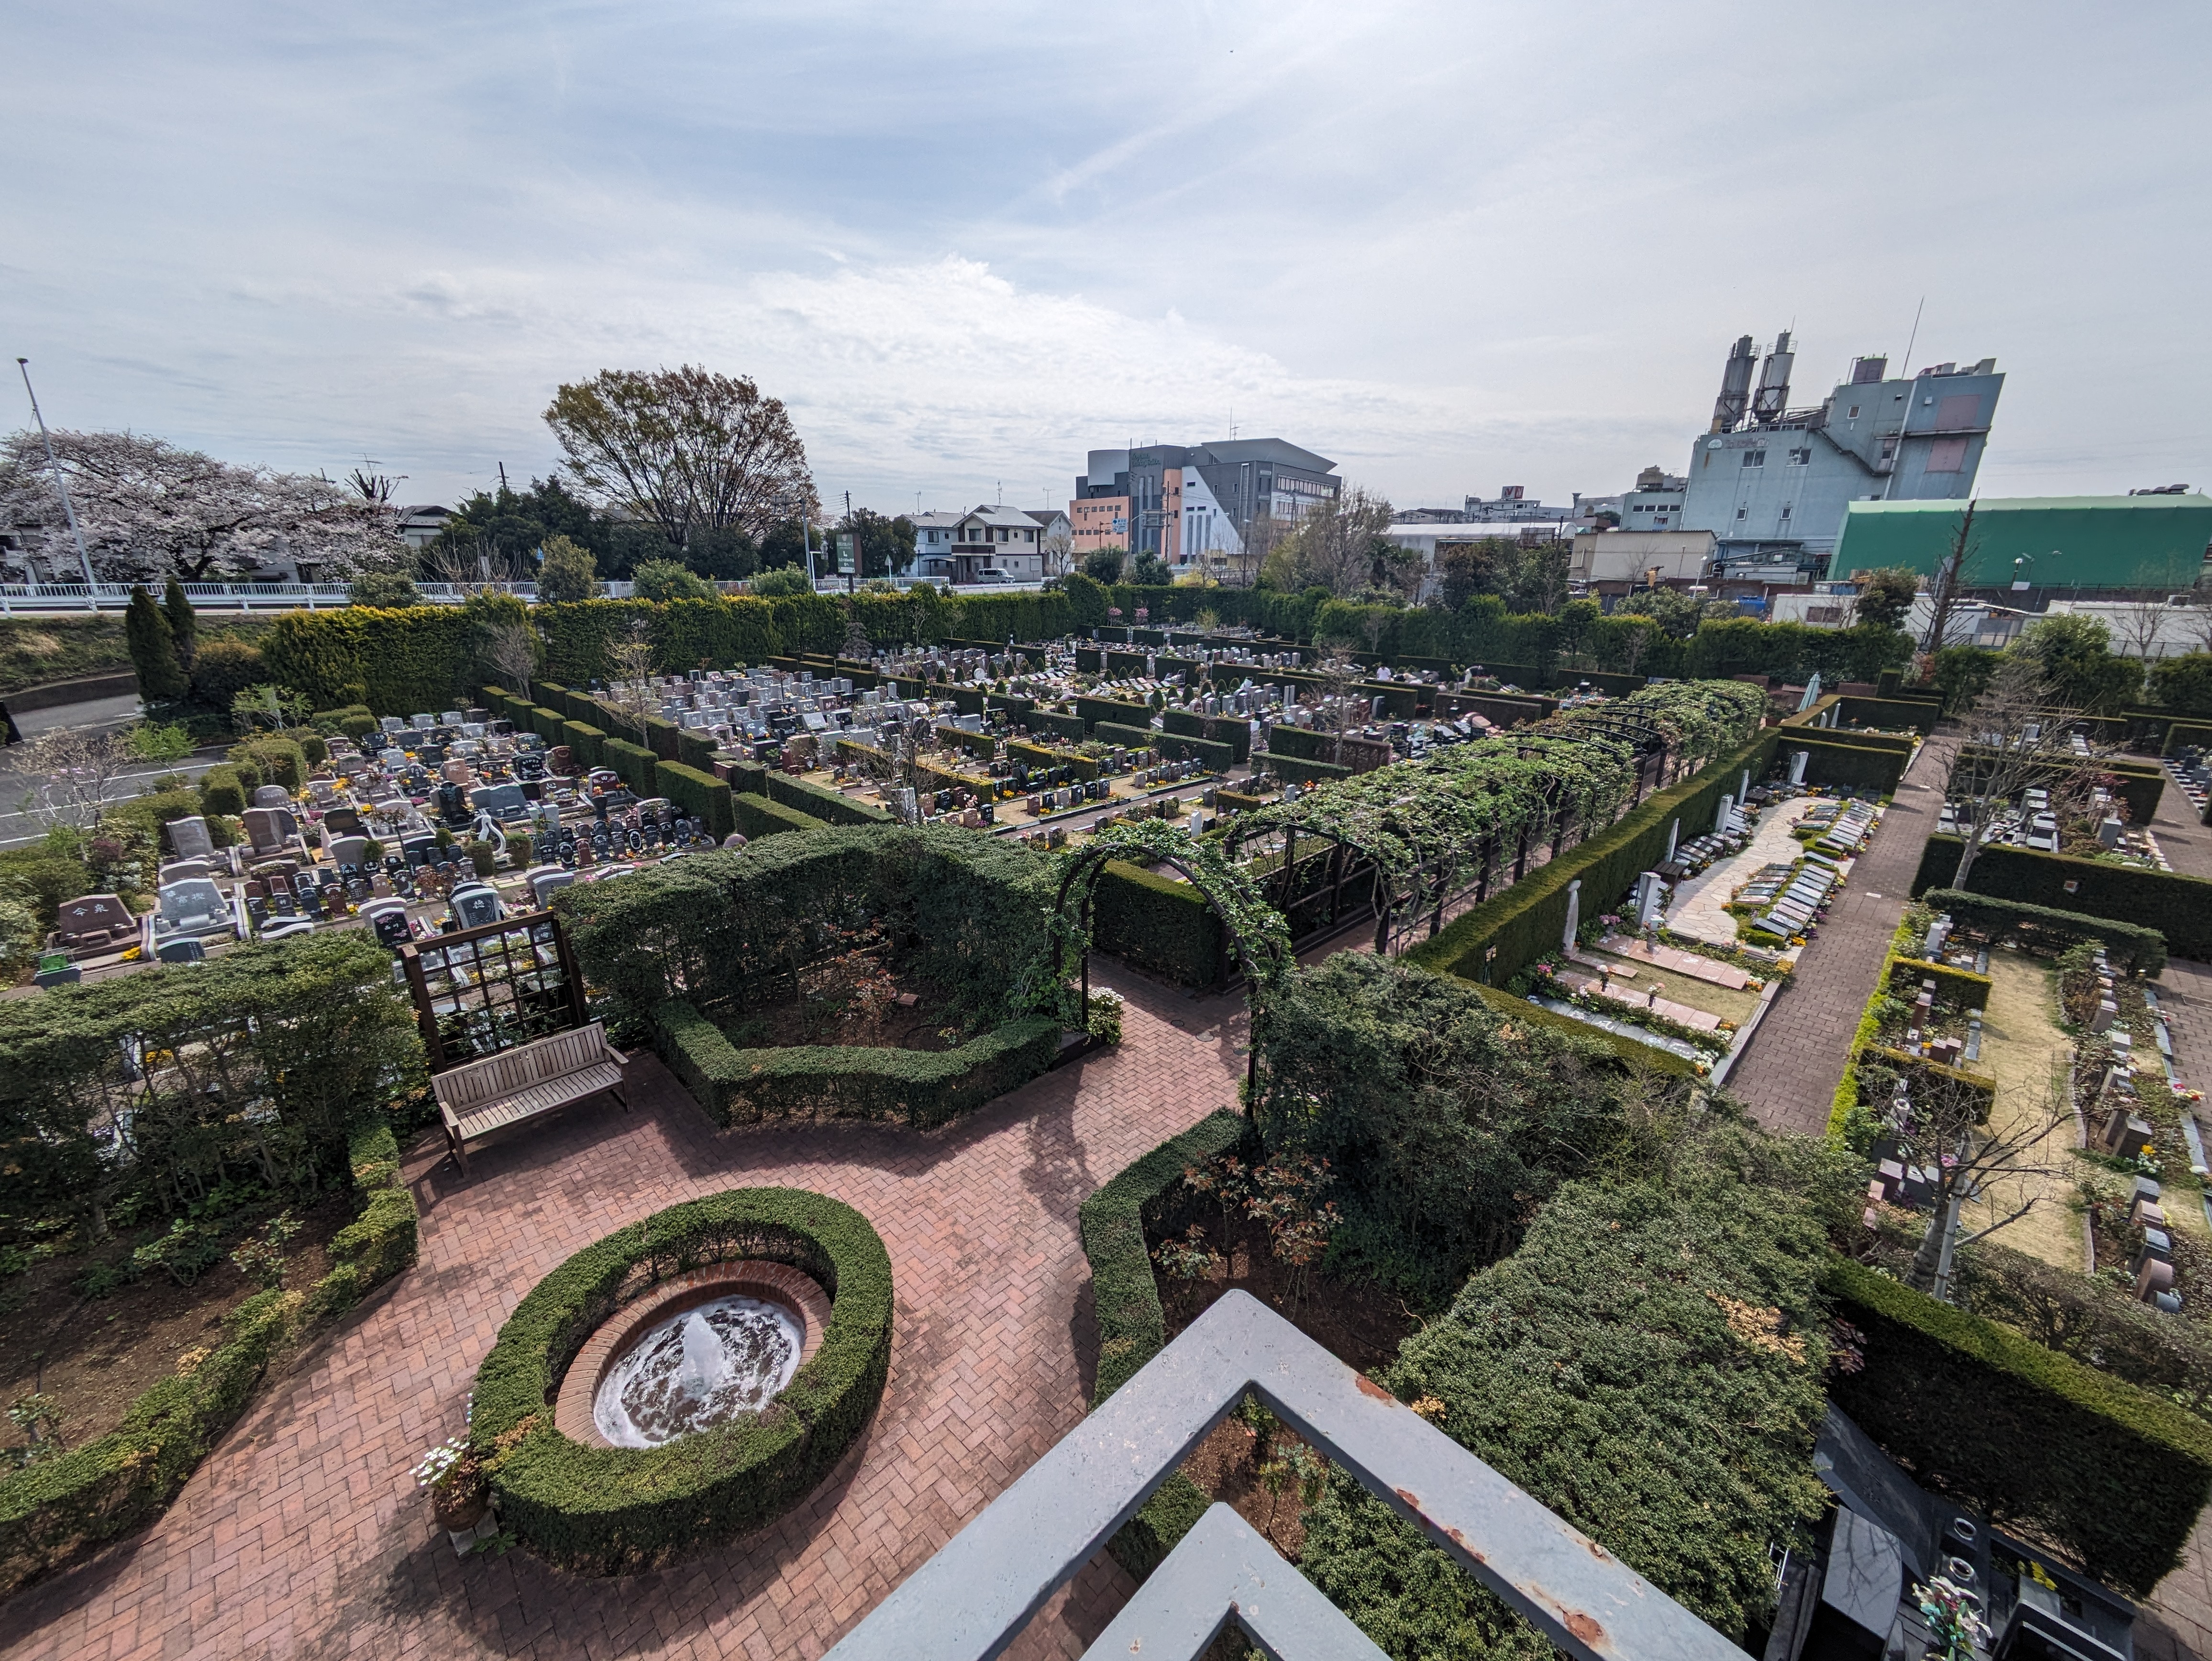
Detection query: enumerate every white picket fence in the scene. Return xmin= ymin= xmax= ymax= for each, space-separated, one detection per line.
xmin=0 ymin=581 xmax=640 ymax=614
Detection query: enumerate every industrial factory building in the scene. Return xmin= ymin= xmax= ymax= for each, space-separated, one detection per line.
xmin=1656 ymin=332 xmax=2005 ymax=581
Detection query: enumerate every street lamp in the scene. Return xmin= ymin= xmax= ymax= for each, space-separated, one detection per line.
xmin=14 ymin=358 xmax=98 ymax=595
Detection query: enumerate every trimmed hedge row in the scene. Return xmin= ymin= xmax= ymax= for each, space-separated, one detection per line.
xmin=1825 ymin=1256 xmax=2212 ymax=1595
xmin=1142 ymin=728 xmax=1235 ymax=773
xmin=1912 ymin=838 xmax=2212 ymax=960
xmin=1078 ymin=1109 xmax=1249 ymax=1577
xmin=1886 ymin=954 xmax=1992 ymax=1010
xmin=936 ymin=723 xmax=998 ymax=763
xmin=1257 ymin=751 xmax=1355 ymax=787
xmin=1093 ymin=860 xmax=1228 ymax=988
xmin=1835 ymin=695 xmax=1943 ymax=732
xmin=0 ymin=1116 xmax=419 ymax=1594
xmin=1077 ymin=695 xmax=1156 ymax=733
xmin=471 ymin=1188 xmax=892 ymax=1575
xmin=763 ymin=771 xmax=894 ymax=827
xmin=1407 ymin=726 xmax=1782 ymax=989
xmin=1466 ymin=981 xmax=1698 ymax=1076
xmin=1023 ymin=709 xmax=1088 ymax=744
xmin=602 ymin=736 xmax=659 ymax=796
xmin=1951 ymin=745 xmax=2166 ymax=826
xmin=1007 ymin=739 xmax=1100 ymax=781
xmin=1785 ymin=734 xmax=1911 ymax=794
xmin=1918 ymin=886 xmax=2167 ymax=975
xmin=560 ymin=719 xmax=606 ymax=771
xmin=1091 ymin=720 xmax=1164 ymax=758
xmin=734 ymin=792 xmax=823 ymax=840
xmin=654 ymin=1000 xmax=1062 ymax=1130
xmin=1161 ymin=707 xmax=1252 ymax=763
xmin=655 ymin=761 xmax=736 ymax=840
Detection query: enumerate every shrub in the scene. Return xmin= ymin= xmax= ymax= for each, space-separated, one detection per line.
xmin=1302 ymin=1160 xmax=1836 ymax=1654
xmin=469 ymin=1187 xmax=891 ymax=1574
xmin=1825 ymin=1256 xmax=2212 ymax=1595
xmin=630 ymin=557 xmax=716 ymax=601
xmin=1254 ymin=955 xmax=1627 ymax=1295
xmin=656 ymin=1001 xmax=1062 ymax=1129
xmin=0 ymin=1112 xmax=416 ymax=1592
xmin=560 ymin=719 xmax=607 ymax=771
xmin=1917 ymin=885 xmax=2168 ymax=976
xmin=654 ymin=760 xmax=735 ymax=840
xmin=1076 ymin=1109 xmax=1247 ymax=1577
xmin=763 ymin=771 xmax=894 ymax=827
xmin=228 ymin=736 xmax=308 ymax=792
xmin=1258 ymin=751 xmax=1354 ymax=787
xmin=197 ymin=765 xmax=249 ymax=819
xmin=187 ymin=636 xmax=266 ymax=711
xmin=1008 ymin=739 xmax=1099 ymax=781
xmin=1885 ymin=954 xmax=1991 ymax=1010
xmin=602 ymin=736 xmax=658 ymax=796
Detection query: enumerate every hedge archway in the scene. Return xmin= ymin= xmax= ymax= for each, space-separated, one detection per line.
xmin=469 ymin=1187 xmax=892 ymax=1574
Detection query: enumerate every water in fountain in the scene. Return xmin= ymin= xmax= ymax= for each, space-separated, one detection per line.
xmin=594 ymin=1295 xmax=803 ymax=1448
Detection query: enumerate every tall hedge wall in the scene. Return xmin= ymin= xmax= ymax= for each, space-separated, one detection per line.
xmin=1825 ymin=1257 xmax=2212 ymax=1595
xmin=1918 ymin=886 xmax=2167 ymax=976
xmin=763 ymin=772 xmax=894 ymax=827
xmin=734 ymin=792 xmax=822 ymax=841
xmin=1912 ymin=838 xmax=2212 ymax=959
xmin=1093 ymin=861 xmax=1228 ymax=988
xmin=1258 ymin=751 xmax=1355 ymax=787
xmin=654 ymin=761 xmax=735 ymax=840
xmin=1406 ymin=727 xmax=1781 ymax=989
xmin=602 ymin=736 xmax=659 ymax=796
xmin=1785 ymin=733 xmax=1911 ymax=794
xmin=561 ymin=720 xmax=607 ymax=770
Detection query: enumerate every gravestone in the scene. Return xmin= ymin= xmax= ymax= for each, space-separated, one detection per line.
xmin=167 ymin=815 xmax=215 ymax=861
xmin=158 ymin=858 xmax=213 ymax=886
xmin=1636 ymin=871 xmax=1666 ymax=928
xmin=52 ymin=894 xmax=134 ymax=949
xmin=1788 ymin=749 xmax=1808 ymax=786
xmin=252 ymin=785 xmax=291 ymax=808
xmin=1665 ymin=818 xmax=1680 ymax=862
xmin=1562 ymin=879 xmax=1581 ymax=952
xmin=157 ymin=879 xmax=229 ymax=937
xmin=243 ymin=806 xmax=297 ymax=853
xmin=1713 ymin=792 xmax=1734 ymax=836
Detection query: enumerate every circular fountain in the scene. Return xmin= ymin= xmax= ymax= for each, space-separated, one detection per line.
xmin=553 ymin=1260 xmax=833 ymax=1451
xmin=593 ymin=1293 xmax=803 ymax=1447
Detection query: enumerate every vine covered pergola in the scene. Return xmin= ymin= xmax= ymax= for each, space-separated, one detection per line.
xmin=1232 ymin=680 xmax=1768 ymax=955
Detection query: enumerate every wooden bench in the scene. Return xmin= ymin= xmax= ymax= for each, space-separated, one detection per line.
xmin=435 ymin=1021 xmax=627 ymax=1174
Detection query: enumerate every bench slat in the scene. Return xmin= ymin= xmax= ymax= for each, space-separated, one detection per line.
xmin=451 ymin=1062 xmax=623 ymax=1141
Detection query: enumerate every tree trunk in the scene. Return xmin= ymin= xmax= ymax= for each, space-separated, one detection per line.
xmin=1906 ymin=1194 xmax=1950 ymax=1293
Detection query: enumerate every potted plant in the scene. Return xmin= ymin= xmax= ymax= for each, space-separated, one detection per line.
xmin=414 ymin=1436 xmax=492 ymax=1541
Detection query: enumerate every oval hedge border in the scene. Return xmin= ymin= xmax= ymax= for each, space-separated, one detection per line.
xmin=470 ymin=1187 xmax=893 ymax=1575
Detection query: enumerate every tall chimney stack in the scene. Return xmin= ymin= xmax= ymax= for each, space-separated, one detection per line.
xmin=1751 ymin=330 xmax=1795 ymax=426
xmin=1711 ymin=335 xmax=1757 ymax=433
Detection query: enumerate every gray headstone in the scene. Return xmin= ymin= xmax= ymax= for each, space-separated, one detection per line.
xmin=1789 ymin=749 xmax=1807 ymax=785
xmin=167 ymin=816 xmax=215 ymax=861
xmin=1562 ymin=878 xmax=1582 ymax=952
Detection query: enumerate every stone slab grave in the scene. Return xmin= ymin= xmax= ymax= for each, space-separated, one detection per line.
xmin=1664 ymin=796 xmax=1839 ymax=948
xmin=1595 ymin=933 xmax=1757 ymax=990
xmin=1554 ymin=958 xmax=1725 ymax=1031
xmin=167 ymin=814 xmax=214 ymax=861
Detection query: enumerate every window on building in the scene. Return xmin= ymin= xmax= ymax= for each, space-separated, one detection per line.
xmin=1780 ymin=504 xmax=1792 ymax=520
xmin=1847 ymin=405 xmax=1860 ymax=419
xmin=1736 ymin=506 xmax=1748 ymax=520
xmin=1742 ymin=450 xmax=1765 ymax=467
xmin=1788 ymin=448 xmax=1811 ymax=465
xmin=1926 ymin=436 xmax=1970 ymax=474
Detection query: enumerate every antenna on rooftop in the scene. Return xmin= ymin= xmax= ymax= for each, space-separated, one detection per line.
xmin=1901 ymin=296 xmax=1925 ymax=377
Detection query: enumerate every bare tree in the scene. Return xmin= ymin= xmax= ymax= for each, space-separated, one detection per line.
xmin=1040 ymin=520 xmax=1074 ymax=579
xmin=1916 ymin=500 xmax=1980 ymax=670
xmin=423 ymin=537 xmax=531 ymax=593
xmin=601 ymin=621 xmax=660 ymax=743
xmin=1309 ymin=650 xmax=1367 ymax=766
xmin=1271 ymin=486 xmax=1395 ymax=597
xmin=1946 ymin=653 xmax=2084 ymax=893
xmin=7 ymin=725 xmax=135 ymax=830
xmin=2111 ymin=596 xmax=2176 ymax=662
xmin=231 ymin=684 xmax=310 ymax=737
xmin=483 ymin=620 xmax=542 ymax=696
xmin=544 ymin=366 xmax=819 ymax=548
xmin=1891 ymin=1057 xmax=2070 ymax=1296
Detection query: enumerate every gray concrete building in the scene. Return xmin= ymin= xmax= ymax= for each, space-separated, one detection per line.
xmin=1072 ymin=439 xmax=1338 ymax=568
xmin=1676 ymin=332 xmax=2003 ymax=577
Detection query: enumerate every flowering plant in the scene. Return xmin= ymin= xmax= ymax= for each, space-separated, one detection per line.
xmin=1913 ymin=1575 xmax=1989 ymax=1661
xmin=413 ymin=1437 xmax=470 ymax=1492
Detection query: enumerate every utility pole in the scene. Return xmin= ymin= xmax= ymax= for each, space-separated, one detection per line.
xmin=15 ymin=359 xmax=98 ymax=598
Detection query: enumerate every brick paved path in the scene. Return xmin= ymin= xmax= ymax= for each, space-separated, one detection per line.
xmin=2 ymin=967 xmax=1245 ymax=1661
xmin=1727 ymin=737 xmax=1958 ymax=1135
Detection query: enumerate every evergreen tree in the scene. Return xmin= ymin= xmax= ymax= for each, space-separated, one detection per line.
xmin=125 ymin=585 xmax=188 ymax=701
xmin=161 ymin=576 xmax=198 ymax=667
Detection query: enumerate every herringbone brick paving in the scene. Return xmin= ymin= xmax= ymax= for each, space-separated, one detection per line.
xmin=2 ymin=965 xmax=1245 ymax=1661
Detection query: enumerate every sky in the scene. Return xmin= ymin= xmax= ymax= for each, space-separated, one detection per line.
xmin=4 ymin=0 xmax=2209 ymax=519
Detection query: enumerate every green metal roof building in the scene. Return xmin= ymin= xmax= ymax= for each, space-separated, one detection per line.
xmin=1830 ymin=495 xmax=2212 ymax=593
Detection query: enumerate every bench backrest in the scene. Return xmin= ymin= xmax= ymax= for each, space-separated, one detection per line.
xmin=434 ymin=1021 xmax=607 ymax=1110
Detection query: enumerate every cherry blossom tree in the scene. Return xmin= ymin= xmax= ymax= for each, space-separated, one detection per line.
xmin=0 ymin=429 xmax=411 ymax=582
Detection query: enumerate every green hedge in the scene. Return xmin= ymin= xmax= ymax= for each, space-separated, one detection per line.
xmin=1161 ymin=707 xmax=1252 ymax=763
xmin=654 ymin=761 xmax=736 ymax=841
xmin=528 ymin=704 xmax=567 ymax=746
xmin=1784 ymin=734 xmax=1910 ymax=794
xmin=655 ymin=1001 xmax=1062 ymax=1130
xmin=1024 ymin=709 xmax=1087 ymax=744
xmin=1886 ymin=954 xmax=1992 ymax=1010
xmin=1007 ymin=739 xmax=1100 ymax=781
xmin=1912 ymin=838 xmax=2212 ymax=959
xmin=556 ymin=719 xmax=603 ymax=770
xmin=198 ymin=764 xmax=249 ymax=818
xmin=1917 ymin=886 xmax=2168 ymax=976
xmin=0 ymin=1114 xmax=418 ymax=1594
xmin=1076 ymin=1108 xmax=1248 ymax=1579
xmin=734 ymin=792 xmax=823 ymax=841
xmin=1257 ymin=751 xmax=1355 ymax=787
xmin=1950 ymin=746 xmax=2165 ymax=825
xmin=1144 ymin=729 xmax=1234 ymax=773
xmin=762 ymin=771 xmax=893 ymax=827
xmin=470 ymin=1188 xmax=892 ymax=1575
xmin=675 ymin=727 xmax=719 ymax=773
xmin=936 ymin=723 xmax=999 ymax=763
xmin=1406 ymin=728 xmax=1779 ymax=991
xmin=1077 ymin=695 xmax=1156 ymax=733
xmin=602 ymin=736 xmax=659 ymax=796
xmin=1825 ymin=1257 xmax=2212 ymax=1595
xmin=1835 ymin=695 xmax=1942 ymax=733
xmin=2164 ymin=720 xmax=2212 ymax=757
xmin=1091 ymin=720 xmax=1163 ymax=757
xmin=1093 ymin=860 xmax=1228 ymax=988
xmin=1263 ymin=724 xmax=1352 ymax=763
xmin=1467 ymin=981 xmax=1698 ymax=1076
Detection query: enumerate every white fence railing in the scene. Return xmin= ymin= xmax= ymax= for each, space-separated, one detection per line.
xmin=0 ymin=581 xmax=644 ymax=614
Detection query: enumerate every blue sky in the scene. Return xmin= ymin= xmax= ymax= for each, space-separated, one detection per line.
xmin=4 ymin=0 xmax=2207 ymax=516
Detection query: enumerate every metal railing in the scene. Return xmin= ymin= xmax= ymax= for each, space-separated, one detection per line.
xmin=826 ymin=1290 xmax=1738 ymax=1661
xmin=0 ymin=579 xmax=641 ymax=612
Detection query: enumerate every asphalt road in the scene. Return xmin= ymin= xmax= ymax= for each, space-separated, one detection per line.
xmin=0 ymin=692 xmax=222 ymax=851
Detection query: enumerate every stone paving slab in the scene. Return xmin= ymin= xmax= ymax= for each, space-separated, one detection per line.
xmin=1 ymin=967 xmax=1247 ymax=1661
xmin=1595 ymin=933 xmax=1756 ymax=989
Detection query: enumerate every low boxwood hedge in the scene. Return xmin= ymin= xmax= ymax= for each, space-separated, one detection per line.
xmin=471 ymin=1187 xmax=893 ymax=1575
xmin=734 ymin=792 xmax=823 ymax=841
xmin=1918 ymin=886 xmax=2168 ymax=976
xmin=1825 ymin=1256 xmax=2212 ymax=1595
xmin=1886 ymin=953 xmax=1992 ymax=1010
xmin=1078 ymin=1109 xmax=1248 ymax=1577
xmin=1912 ymin=839 xmax=2212 ymax=959
xmin=655 ymin=760 xmax=736 ymax=841
xmin=654 ymin=1000 xmax=1062 ymax=1130
xmin=1258 ymin=751 xmax=1354 ymax=787
xmin=1008 ymin=738 xmax=1099 ymax=781
xmin=0 ymin=1116 xmax=418 ymax=1594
